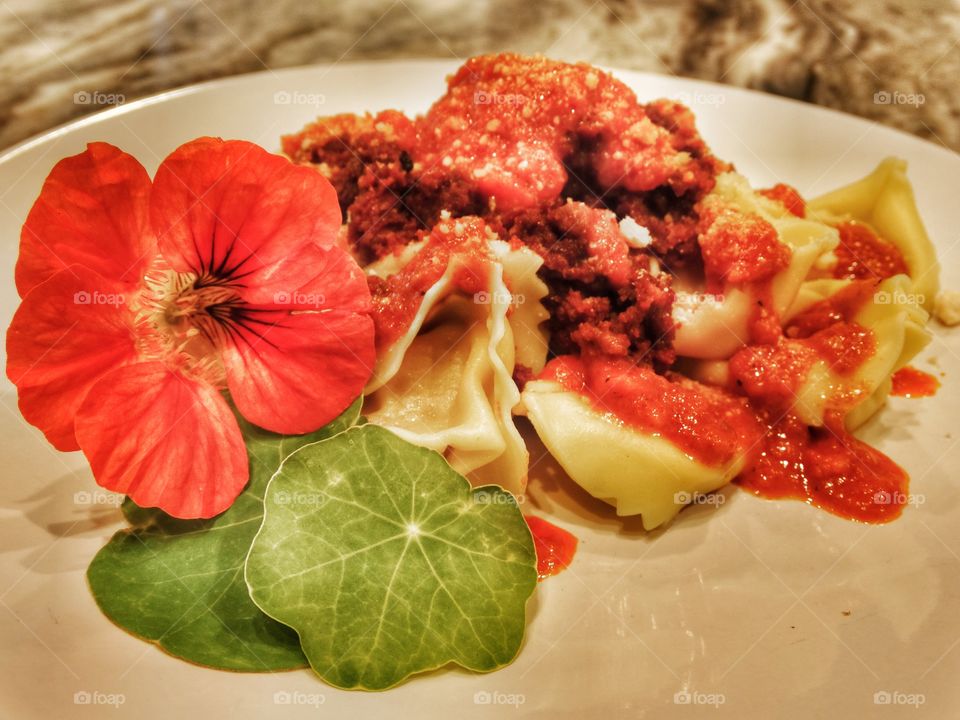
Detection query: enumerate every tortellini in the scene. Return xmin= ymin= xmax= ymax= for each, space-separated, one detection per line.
xmin=522 ymin=381 xmax=747 ymax=530
xmin=673 ymin=172 xmax=840 ymax=359
xmin=783 ymin=274 xmax=931 ymax=430
xmin=365 ymin=159 xmax=938 ymax=531
xmin=521 ymin=160 xmax=937 ymax=528
xmin=807 ymin=158 xmax=940 ymax=311
xmin=363 ymin=240 xmax=549 ymax=495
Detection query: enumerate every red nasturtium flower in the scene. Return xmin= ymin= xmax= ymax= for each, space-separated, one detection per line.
xmin=6 ymin=138 xmax=375 ymax=518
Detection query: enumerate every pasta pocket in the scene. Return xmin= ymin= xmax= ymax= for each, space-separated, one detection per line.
xmin=364 ymin=234 xmax=548 ymax=495
xmin=524 ymin=382 xmax=747 ymax=529
xmin=808 ymin=158 xmax=939 ymax=311
xmin=783 ymin=275 xmax=931 ymax=429
xmin=674 ymin=172 xmax=839 ymax=359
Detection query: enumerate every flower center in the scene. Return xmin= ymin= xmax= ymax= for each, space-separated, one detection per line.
xmin=132 ymin=257 xmax=242 ymax=386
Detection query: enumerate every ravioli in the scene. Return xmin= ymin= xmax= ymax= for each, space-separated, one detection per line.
xmin=522 ymin=380 xmax=747 ymax=530
xmin=807 ymin=158 xmax=940 ymax=311
xmin=673 ymin=172 xmax=840 ymax=359
xmin=783 ymin=274 xmax=931 ymax=429
xmin=364 ymin=238 xmax=548 ymax=495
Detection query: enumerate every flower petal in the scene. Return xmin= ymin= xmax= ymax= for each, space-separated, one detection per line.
xmin=221 ymin=307 xmax=375 ymax=436
xmin=16 ymin=143 xmax=154 ymax=297
xmin=150 ymin=137 xmax=342 ymax=305
xmin=75 ymin=362 xmax=248 ymax=519
xmin=6 ymin=266 xmax=137 ymax=451
xmin=252 ymin=241 xmax=372 ymax=313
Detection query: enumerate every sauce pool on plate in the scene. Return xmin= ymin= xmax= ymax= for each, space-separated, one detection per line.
xmin=891 ymin=366 xmax=940 ymax=398
xmin=524 ymin=515 xmax=578 ymax=581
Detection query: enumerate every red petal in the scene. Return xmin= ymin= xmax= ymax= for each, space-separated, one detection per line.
xmin=6 ymin=266 xmax=137 ymax=451
xmin=75 ymin=362 xmax=248 ymax=519
xmin=150 ymin=137 xmax=342 ymax=305
xmin=222 ymin=306 xmax=375 ymax=436
xmin=249 ymin=241 xmax=372 ymax=313
xmin=219 ymin=242 xmax=373 ymax=434
xmin=16 ymin=143 xmax=154 ymax=297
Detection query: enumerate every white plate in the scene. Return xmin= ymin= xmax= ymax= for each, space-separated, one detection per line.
xmin=1 ymin=61 xmax=958 ymax=719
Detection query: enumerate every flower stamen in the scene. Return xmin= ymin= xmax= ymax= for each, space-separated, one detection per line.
xmin=131 ymin=256 xmax=244 ymax=386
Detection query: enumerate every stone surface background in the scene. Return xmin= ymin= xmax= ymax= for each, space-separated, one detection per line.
xmin=1 ymin=0 xmax=957 ymax=150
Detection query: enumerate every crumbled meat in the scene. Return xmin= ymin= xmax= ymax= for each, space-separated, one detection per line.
xmin=282 ymin=110 xmax=415 ymax=214
xmin=284 ymin=54 xmax=735 ymax=369
xmin=503 ymin=202 xmax=675 ymax=367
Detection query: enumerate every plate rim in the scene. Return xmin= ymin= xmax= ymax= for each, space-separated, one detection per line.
xmin=1 ymin=58 xmax=958 ymax=170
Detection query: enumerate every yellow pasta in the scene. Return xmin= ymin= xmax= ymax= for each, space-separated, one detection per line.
xmin=364 ymin=240 xmax=548 ymax=495
xmin=674 ymin=172 xmax=839 ymax=359
xmin=783 ymin=275 xmax=931 ymax=429
xmin=807 ymin=158 xmax=940 ymax=311
xmin=520 ymin=162 xmax=937 ymax=528
xmin=522 ymin=380 xmax=746 ymax=530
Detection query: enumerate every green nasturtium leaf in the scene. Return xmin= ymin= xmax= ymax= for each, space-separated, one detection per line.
xmin=244 ymin=424 xmax=538 ymax=690
xmin=86 ymin=399 xmax=362 ymax=672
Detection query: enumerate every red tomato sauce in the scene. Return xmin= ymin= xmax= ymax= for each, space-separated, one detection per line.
xmin=728 ymin=342 xmax=819 ymax=416
xmin=416 ymin=55 xmax=714 ymax=212
xmin=747 ymin=282 xmax=785 ymax=346
xmin=759 ymin=183 xmax=806 ymax=217
xmin=735 ymin=413 xmax=908 ymax=523
xmin=524 ymin=515 xmax=578 ymax=581
xmin=697 ymin=205 xmax=791 ymax=291
xmin=832 ymin=221 xmax=909 ymax=281
xmin=542 ymin=279 xmax=908 ymax=522
xmin=368 ymin=216 xmax=493 ymax=349
xmin=540 ymin=355 xmax=763 ymax=468
xmin=732 ymin=283 xmax=901 ymax=521
xmin=891 ymin=366 xmax=940 ymax=398
xmin=785 ymin=278 xmax=878 ymax=338
xmin=802 ymin=321 xmax=876 ymax=375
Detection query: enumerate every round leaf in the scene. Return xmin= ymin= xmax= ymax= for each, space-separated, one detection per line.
xmin=244 ymin=424 xmax=537 ymax=690
xmin=86 ymin=400 xmax=361 ymax=671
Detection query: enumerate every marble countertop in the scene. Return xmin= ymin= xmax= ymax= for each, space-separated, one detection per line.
xmin=1 ymin=0 xmax=958 ymax=152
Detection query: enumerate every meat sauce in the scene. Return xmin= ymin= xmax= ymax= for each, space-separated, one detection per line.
xmin=289 ymin=55 xmax=925 ymax=526
xmin=540 ymin=276 xmax=912 ymax=523
xmin=287 ymin=54 xmax=724 ymax=366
